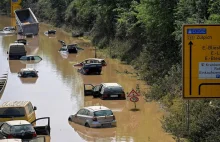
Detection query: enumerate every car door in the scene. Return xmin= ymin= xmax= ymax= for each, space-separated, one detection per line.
xmin=75 ymin=109 xmax=86 ymax=125
xmin=93 ymin=85 xmax=101 ymax=97
xmin=84 ymin=84 xmax=94 ymax=96
xmin=31 ymin=117 xmax=50 ymax=135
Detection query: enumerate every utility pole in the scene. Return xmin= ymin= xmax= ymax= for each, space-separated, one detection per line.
xmin=95 ymin=46 xmax=97 ymax=58
xmin=186 ymin=100 xmax=190 ymax=136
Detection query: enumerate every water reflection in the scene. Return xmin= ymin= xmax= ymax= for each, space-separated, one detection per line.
xmin=9 ymin=60 xmax=26 ymax=73
xmin=19 ymin=78 xmax=38 ymax=84
xmin=70 ymin=122 xmax=116 ymax=141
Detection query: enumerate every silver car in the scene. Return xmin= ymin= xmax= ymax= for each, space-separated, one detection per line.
xmin=68 ymin=106 xmax=116 ymax=128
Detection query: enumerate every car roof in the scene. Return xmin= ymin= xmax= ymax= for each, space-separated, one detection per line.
xmin=84 ymin=106 xmax=111 ymax=112
xmin=6 ymin=120 xmax=30 ymax=126
xmin=0 ymin=101 xmax=30 ymax=108
xmin=4 ymin=27 xmax=15 ymax=29
xmin=86 ymin=58 xmax=104 ymax=61
xmin=0 ymin=139 xmax=22 ymax=142
xmin=20 ymin=68 xmax=36 ymax=72
xmin=102 ymin=83 xmax=122 ymax=87
xmin=22 ymin=55 xmax=38 ymax=57
xmin=9 ymin=43 xmax=24 ymax=46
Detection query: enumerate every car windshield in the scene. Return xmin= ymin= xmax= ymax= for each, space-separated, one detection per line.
xmin=0 ymin=107 xmax=25 ymax=117
xmin=12 ymin=124 xmax=34 ymax=133
xmin=94 ymin=110 xmax=113 ymax=116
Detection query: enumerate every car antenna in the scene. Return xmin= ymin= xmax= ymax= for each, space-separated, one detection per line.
xmin=99 ymin=103 xmax=101 ymax=109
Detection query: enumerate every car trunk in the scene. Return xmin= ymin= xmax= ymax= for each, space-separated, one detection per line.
xmin=96 ymin=115 xmax=114 ymax=123
xmin=13 ymin=131 xmax=35 ymax=139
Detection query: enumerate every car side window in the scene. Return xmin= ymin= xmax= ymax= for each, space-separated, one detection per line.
xmin=100 ymin=86 xmax=105 ymax=94
xmin=93 ymin=85 xmax=100 ymax=92
xmin=1 ymin=124 xmax=11 ymax=134
xmin=84 ymin=109 xmax=90 ymax=116
xmin=77 ymin=109 xmax=85 ymax=115
xmin=34 ymin=56 xmax=41 ymax=60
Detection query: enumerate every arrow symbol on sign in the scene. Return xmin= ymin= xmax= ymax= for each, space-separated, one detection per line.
xmin=189 ymin=41 xmax=193 ymax=95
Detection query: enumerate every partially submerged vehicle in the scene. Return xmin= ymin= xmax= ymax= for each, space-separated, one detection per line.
xmin=0 ymin=27 xmax=16 ymax=35
xmin=14 ymin=8 xmax=39 ymax=35
xmin=0 ymin=118 xmax=50 ymax=139
xmin=68 ymin=106 xmax=116 ymax=128
xmin=74 ymin=58 xmax=107 ymax=67
xmin=58 ymin=40 xmax=83 ymax=53
xmin=0 ymin=101 xmax=37 ymax=125
xmin=15 ymin=39 xmax=27 ymax=45
xmin=7 ymin=43 xmax=27 ymax=60
xmin=20 ymin=55 xmax=42 ymax=64
xmin=58 ymin=44 xmax=78 ymax=53
xmin=78 ymin=63 xmax=102 ymax=75
xmin=18 ymin=68 xmax=38 ymax=78
xmin=44 ymin=30 xmax=56 ymax=34
xmin=84 ymin=83 xmax=126 ymax=100
xmin=20 ymin=55 xmax=42 ymax=61
xmin=0 ymin=136 xmax=47 ymax=142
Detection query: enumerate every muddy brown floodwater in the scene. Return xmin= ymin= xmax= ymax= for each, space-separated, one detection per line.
xmin=0 ymin=15 xmax=174 ymax=142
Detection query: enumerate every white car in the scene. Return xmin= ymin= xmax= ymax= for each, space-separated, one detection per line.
xmin=68 ymin=106 xmax=116 ymax=128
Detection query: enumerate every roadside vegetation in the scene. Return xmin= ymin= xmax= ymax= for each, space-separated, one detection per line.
xmin=2 ymin=0 xmax=220 ymax=141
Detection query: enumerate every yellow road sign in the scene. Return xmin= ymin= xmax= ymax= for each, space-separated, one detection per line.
xmin=183 ymin=25 xmax=220 ymax=98
xmin=11 ymin=0 xmax=22 ymax=17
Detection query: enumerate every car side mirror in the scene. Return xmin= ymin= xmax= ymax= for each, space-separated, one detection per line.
xmin=75 ymin=114 xmax=77 ymax=117
xmin=33 ymin=106 xmax=37 ymax=110
xmin=36 ymin=71 xmax=39 ymax=73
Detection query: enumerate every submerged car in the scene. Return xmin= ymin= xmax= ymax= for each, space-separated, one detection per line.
xmin=74 ymin=58 xmax=107 ymax=67
xmin=84 ymin=83 xmax=126 ymax=100
xmin=0 ymin=27 xmax=16 ymax=34
xmin=15 ymin=39 xmax=27 ymax=45
xmin=68 ymin=106 xmax=116 ymax=128
xmin=20 ymin=55 xmax=42 ymax=61
xmin=18 ymin=68 xmax=38 ymax=78
xmin=0 ymin=118 xmax=50 ymax=139
xmin=78 ymin=63 xmax=102 ymax=75
xmin=45 ymin=30 xmax=56 ymax=34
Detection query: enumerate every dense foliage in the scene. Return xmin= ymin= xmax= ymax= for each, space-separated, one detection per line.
xmin=2 ymin=0 xmax=220 ymax=141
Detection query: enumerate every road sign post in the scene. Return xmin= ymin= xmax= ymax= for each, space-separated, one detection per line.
xmin=183 ymin=25 xmax=220 ymax=98
xmin=11 ymin=0 xmax=22 ymax=17
xmin=127 ymin=89 xmax=140 ymax=109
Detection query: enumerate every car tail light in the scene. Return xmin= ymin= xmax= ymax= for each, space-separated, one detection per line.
xmin=121 ymin=93 xmax=125 ymax=98
xmin=85 ymin=69 xmax=89 ymax=72
xmin=33 ymin=132 xmax=37 ymax=137
xmin=113 ymin=115 xmax=115 ymax=120
xmin=103 ymin=94 xmax=108 ymax=98
xmin=93 ymin=117 xmax=97 ymax=121
xmin=7 ymin=134 xmax=13 ymax=138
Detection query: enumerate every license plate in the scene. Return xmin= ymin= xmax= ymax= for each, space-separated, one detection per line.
xmin=102 ymin=123 xmax=111 ymax=127
xmin=111 ymin=95 xmax=118 ymax=97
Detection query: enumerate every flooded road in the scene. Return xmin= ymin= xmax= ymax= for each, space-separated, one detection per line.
xmin=0 ymin=16 xmax=174 ymax=142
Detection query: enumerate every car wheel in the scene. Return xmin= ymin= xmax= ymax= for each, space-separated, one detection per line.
xmin=85 ymin=123 xmax=90 ymax=128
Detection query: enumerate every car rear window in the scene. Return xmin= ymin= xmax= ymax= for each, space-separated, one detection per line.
xmin=94 ymin=110 xmax=113 ymax=116
xmin=12 ymin=124 xmax=34 ymax=133
xmin=0 ymin=107 xmax=25 ymax=118
xmin=104 ymin=87 xmax=124 ymax=93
